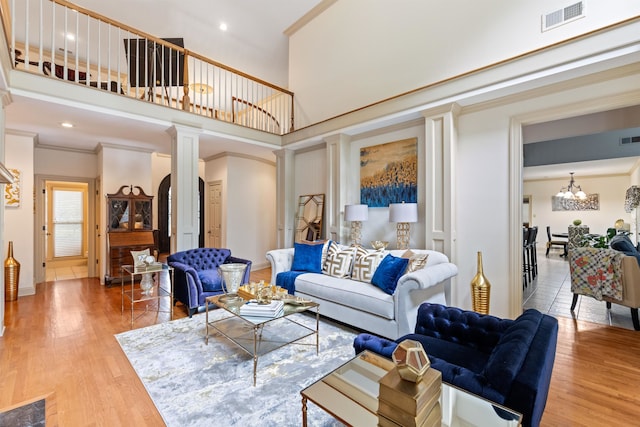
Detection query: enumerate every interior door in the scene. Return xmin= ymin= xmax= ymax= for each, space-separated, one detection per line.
xmin=208 ymin=181 xmax=222 ymax=247
xmin=45 ymin=181 xmax=89 ymax=269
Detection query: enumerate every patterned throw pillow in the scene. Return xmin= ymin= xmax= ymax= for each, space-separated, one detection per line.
xmin=352 ymin=246 xmax=385 ymax=283
xmin=401 ymin=249 xmax=429 ymax=274
xmin=323 ymin=241 xmax=355 ymax=278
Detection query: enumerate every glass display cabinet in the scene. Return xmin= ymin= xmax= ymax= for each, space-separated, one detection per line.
xmin=106 ymin=185 xmax=157 ymax=285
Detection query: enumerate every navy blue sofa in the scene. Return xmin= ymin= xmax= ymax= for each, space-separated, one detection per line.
xmin=353 ymin=303 xmax=558 ymax=427
xmin=167 ymin=248 xmax=252 ymax=316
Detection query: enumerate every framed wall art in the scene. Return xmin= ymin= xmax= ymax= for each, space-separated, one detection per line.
xmin=551 ymin=194 xmax=599 ymax=211
xmin=4 ymin=168 xmax=20 ymax=207
xmin=360 ymin=138 xmax=417 ymax=207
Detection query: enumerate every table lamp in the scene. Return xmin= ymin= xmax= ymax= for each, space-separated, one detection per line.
xmin=389 ymin=202 xmax=418 ymax=250
xmin=344 ymin=204 xmax=368 ymax=245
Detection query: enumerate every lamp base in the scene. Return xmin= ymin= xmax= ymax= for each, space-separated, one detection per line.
xmin=396 ymin=222 xmax=411 ymax=250
xmin=350 ymin=221 xmax=363 ymax=245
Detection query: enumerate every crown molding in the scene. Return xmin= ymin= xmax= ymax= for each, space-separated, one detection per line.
xmin=284 ymin=0 xmax=338 ymax=37
xmin=203 ymin=151 xmax=275 ymax=166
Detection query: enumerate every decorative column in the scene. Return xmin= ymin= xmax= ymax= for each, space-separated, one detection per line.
xmin=274 ymin=149 xmax=295 ymax=248
xmin=167 ymin=125 xmax=200 ymax=252
xmin=324 ymin=134 xmax=351 ymax=243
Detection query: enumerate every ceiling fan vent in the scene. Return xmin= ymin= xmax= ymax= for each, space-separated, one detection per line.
xmin=620 ymin=136 xmax=640 ymax=145
xmin=542 ymin=2 xmax=585 ymax=32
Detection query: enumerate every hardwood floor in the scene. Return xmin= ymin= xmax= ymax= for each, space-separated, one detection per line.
xmin=1 ymin=268 xmax=638 ymax=426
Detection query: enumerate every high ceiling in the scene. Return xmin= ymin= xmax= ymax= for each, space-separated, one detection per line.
xmin=4 ymin=0 xmax=322 ymax=160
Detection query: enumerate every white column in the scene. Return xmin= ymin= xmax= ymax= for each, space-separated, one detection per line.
xmin=423 ymin=104 xmax=459 ymax=304
xmin=167 ymin=125 xmax=200 ymax=252
xmin=324 ymin=134 xmax=351 ymax=243
xmin=274 ymin=148 xmax=295 ymax=248
xmin=0 ymin=90 xmax=12 ymax=336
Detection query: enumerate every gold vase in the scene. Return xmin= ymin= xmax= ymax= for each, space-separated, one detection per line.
xmin=471 ymin=251 xmax=490 ymax=314
xmin=4 ymin=241 xmax=21 ymax=302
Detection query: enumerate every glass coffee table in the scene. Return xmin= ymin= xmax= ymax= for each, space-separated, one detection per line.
xmin=205 ymin=294 xmax=320 ymax=386
xmin=301 ymin=350 xmax=522 ymax=427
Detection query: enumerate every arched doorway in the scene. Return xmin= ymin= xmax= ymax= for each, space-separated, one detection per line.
xmin=158 ymin=175 xmax=205 ymax=253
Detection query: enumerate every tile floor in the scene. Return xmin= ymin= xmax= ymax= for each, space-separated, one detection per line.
xmin=45 ymin=265 xmax=88 ymax=282
xmin=522 ymin=245 xmax=636 ymax=330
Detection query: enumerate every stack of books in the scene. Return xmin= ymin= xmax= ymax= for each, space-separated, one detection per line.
xmin=377 ymin=367 xmax=442 ymax=427
xmin=239 ymin=300 xmax=284 ymax=317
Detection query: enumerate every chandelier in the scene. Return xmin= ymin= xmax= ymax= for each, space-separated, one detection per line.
xmin=555 ymin=172 xmax=587 ymax=200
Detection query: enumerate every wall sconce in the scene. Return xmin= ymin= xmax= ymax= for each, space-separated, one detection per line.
xmin=389 ymin=202 xmax=418 ymax=250
xmin=344 ymin=204 xmax=368 ymax=245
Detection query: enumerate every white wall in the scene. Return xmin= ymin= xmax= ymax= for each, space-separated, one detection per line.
xmin=455 ymin=70 xmax=639 ymax=317
xmin=349 ymin=125 xmax=426 ymax=249
xmin=524 ymin=175 xmax=631 ymax=237
xmin=5 ymin=133 xmax=35 ymax=296
xmin=35 ymin=147 xmax=98 ymax=177
xmin=205 ymin=155 xmax=276 ymax=269
xmin=289 ymin=0 xmax=640 ymax=127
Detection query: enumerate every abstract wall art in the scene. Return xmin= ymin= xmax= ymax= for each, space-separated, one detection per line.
xmin=360 ymin=138 xmax=417 ymax=207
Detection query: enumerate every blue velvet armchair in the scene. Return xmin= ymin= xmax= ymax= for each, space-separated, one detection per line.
xmin=167 ymin=248 xmax=252 ymax=316
xmin=353 ymin=303 xmax=558 ymax=427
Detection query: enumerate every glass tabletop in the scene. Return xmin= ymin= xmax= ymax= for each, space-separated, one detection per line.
xmin=206 ymin=294 xmax=319 ymax=325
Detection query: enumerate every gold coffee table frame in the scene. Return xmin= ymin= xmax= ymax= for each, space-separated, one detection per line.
xmin=205 ymin=294 xmax=320 ymax=386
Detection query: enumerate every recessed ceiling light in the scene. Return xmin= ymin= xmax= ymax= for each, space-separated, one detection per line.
xmin=61 ymin=122 xmax=74 ymax=128
xmin=219 ymin=22 xmax=228 ymax=31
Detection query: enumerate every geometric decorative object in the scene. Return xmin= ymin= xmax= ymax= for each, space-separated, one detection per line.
xmin=470 ymin=251 xmax=491 ymax=314
xmin=344 ymin=204 xmax=368 ymax=245
xmin=294 ymin=194 xmax=325 ymax=243
xmin=389 ymin=202 xmax=418 ymax=250
xmin=392 ymin=339 xmax=431 ymax=383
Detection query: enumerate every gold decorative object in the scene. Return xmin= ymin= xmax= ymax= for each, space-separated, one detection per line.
xmin=392 ymin=339 xmax=430 ymax=383
xmin=4 ymin=241 xmax=21 ymax=301
xmin=471 ymin=251 xmax=491 ymax=314
xmin=371 ymin=240 xmax=389 ymax=250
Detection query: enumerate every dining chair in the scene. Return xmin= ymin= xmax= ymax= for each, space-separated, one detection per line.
xmin=546 ymin=226 xmax=568 ymax=257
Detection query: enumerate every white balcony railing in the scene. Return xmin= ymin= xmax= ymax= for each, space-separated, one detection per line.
xmin=5 ymin=0 xmax=294 ymax=135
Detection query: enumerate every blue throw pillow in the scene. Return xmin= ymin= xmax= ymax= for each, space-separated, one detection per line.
xmin=198 ymin=270 xmax=223 ymax=292
xmin=291 ymin=242 xmax=324 ymax=273
xmin=371 ymin=254 xmax=409 ymax=295
xmin=610 ymin=234 xmax=637 ymax=255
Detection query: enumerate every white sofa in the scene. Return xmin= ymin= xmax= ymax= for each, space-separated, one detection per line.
xmin=265 ymin=248 xmax=458 ymax=340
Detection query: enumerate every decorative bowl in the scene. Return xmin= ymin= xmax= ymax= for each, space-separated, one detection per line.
xmin=371 ymin=240 xmax=389 ymax=250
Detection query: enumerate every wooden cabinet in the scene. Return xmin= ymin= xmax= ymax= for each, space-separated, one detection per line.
xmin=106 ymin=185 xmax=158 ymax=284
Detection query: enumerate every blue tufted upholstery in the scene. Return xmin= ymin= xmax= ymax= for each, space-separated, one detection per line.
xmin=353 ymin=303 xmax=558 ymax=427
xmin=168 ymin=248 xmax=252 ymax=316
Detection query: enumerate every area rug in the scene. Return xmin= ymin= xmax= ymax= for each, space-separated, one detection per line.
xmin=115 ymin=310 xmax=359 ymax=426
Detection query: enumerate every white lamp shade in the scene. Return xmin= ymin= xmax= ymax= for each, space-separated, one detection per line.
xmin=344 ymin=204 xmax=368 ymax=221
xmin=389 ymin=202 xmax=418 ymax=223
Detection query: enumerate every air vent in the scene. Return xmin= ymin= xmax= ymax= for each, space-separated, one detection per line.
xmin=542 ymin=2 xmax=585 ymax=32
xmin=621 ymin=136 xmax=640 ymax=145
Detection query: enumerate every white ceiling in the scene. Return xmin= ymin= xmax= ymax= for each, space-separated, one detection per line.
xmin=522 ymin=157 xmax=639 ymax=181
